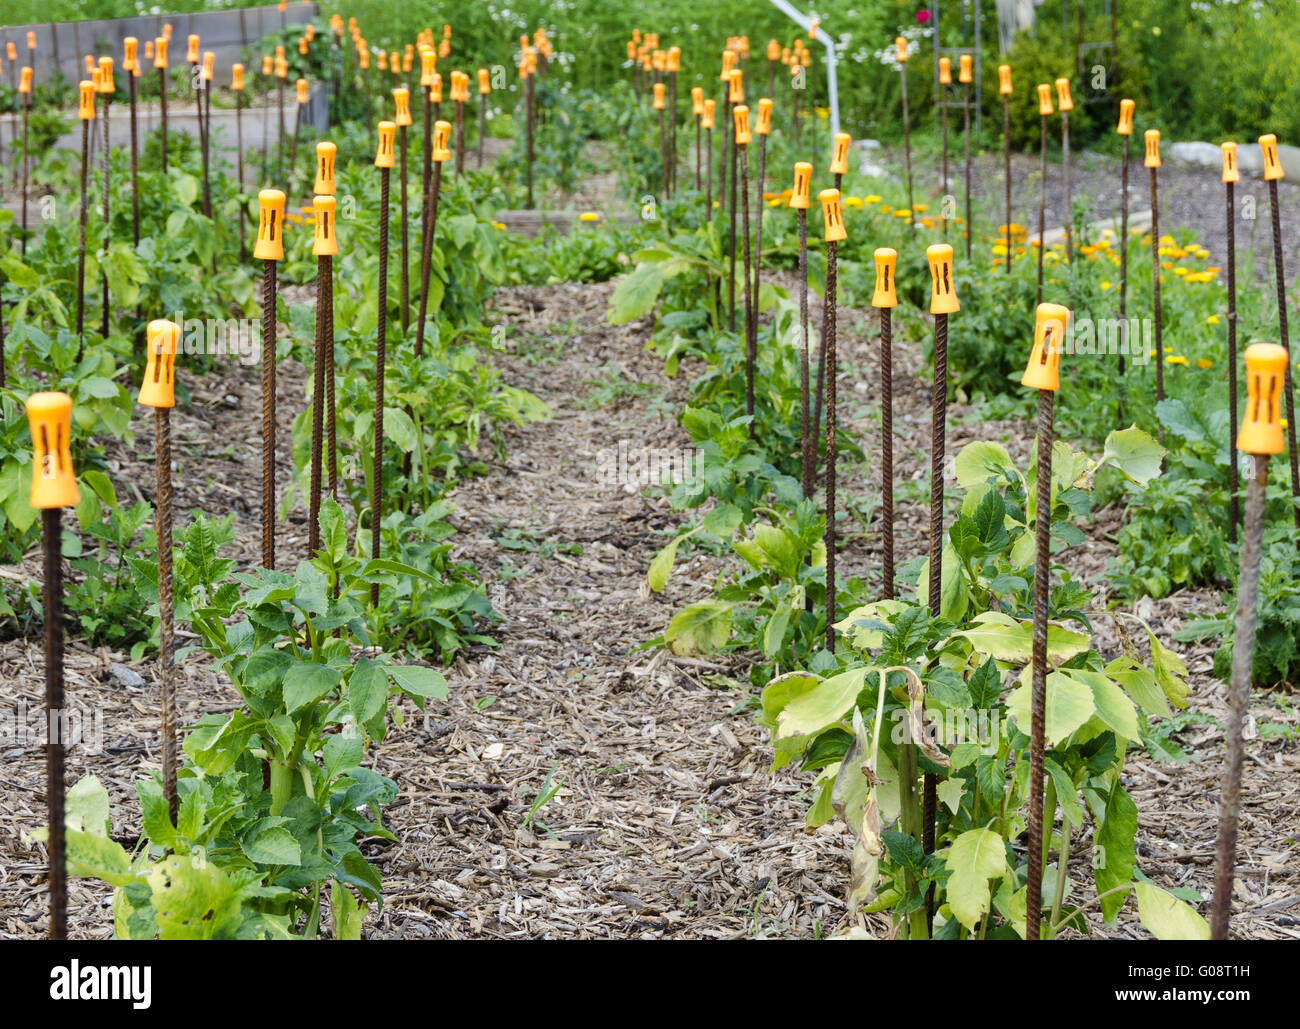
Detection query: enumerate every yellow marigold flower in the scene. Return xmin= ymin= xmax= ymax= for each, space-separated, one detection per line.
xmin=920 ymin=217 xmax=934 ymax=228
xmin=843 ymin=196 xmax=864 ymax=209
xmin=913 ymin=203 xmax=929 ymax=212
xmin=893 ymin=208 xmax=911 ymax=218
xmin=1149 ymin=349 xmax=1158 ymax=358
xmin=992 ymin=244 xmax=1009 ymax=255
xmin=1197 ymin=359 xmax=1214 ymax=369
xmin=1166 ymin=355 xmax=1188 ymax=366
xmin=579 ymin=212 xmax=601 ymax=222
xmin=1173 ymin=266 xmax=1189 ymax=276
xmin=1207 ymin=314 xmax=1221 ymax=324
xmin=816 ymin=106 xmax=830 ymax=120
xmin=879 ymin=204 xmax=893 ymax=214
xmin=491 ymin=220 xmax=507 ymax=229
xmin=1159 ymin=234 xmax=1175 ymax=246
xmin=1161 ymin=260 xmax=1174 ymax=270
xmin=863 ymin=194 xmax=882 ymax=203
xmin=1100 ymin=280 xmax=1112 ymax=290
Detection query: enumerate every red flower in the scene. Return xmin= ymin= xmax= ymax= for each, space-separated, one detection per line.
xmin=916 ymin=9 xmax=932 ymax=22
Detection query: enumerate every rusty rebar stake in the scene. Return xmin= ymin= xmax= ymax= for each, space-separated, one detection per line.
xmin=1003 ymin=95 xmax=1011 ymax=274
xmin=963 ymin=82 xmax=972 ymax=261
xmin=728 ymin=118 xmax=738 ymax=333
xmin=309 ymin=255 xmax=328 ymax=554
xmin=21 ymin=95 xmax=30 ymax=256
xmin=325 ymin=262 xmax=338 ymax=503
xmin=261 ymin=259 xmax=277 ymax=570
xmin=277 ymin=77 xmax=285 ymax=184
xmin=940 ymin=79 xmax=949 ymax=238
xmin=720 ymin=97 xmax=730 ymax=219
xmin=1227 ymin=181 xmax=1239 ymax=542
xmin=415 ymin=161 xmax=443 ymax=357
xmin=900 ymin=67 xmax=915 ymax=228
xmin=478 ymin=92 xmax=486 ymax=169
xmin=695 ymin=116 xmax=702 ymax=193
xmin=1037 ymin=114 xmax=1047 ymax=306
xmin=202 ymin=80 xmax=213 ymax=222
xmin=76 ymin=119 xmax=89 ymax=346
xmin=1151 ymin=165 xmax=1165 ymax=420
xmin=1062 ymin=110 xmax=1072 ymax=264
xmin=455 ymin=99 xmax=465 ymax=177
xmin=235 ymin=87 xmax=245 ymax=259
xmin=823 ymin=238 xmax=838 ymax=652
xmin=129 ymin=72 xmax=139 ymax=248
xmin=1267 ymin=180 xmax=1300 ymax=530
xmin=154 ymin=405 xmax=177 ymax=822
xmin=1117 ymin=135 xmax=1129 ymax=418
xmin=398 ymin=124 xmax=409 ymax=334
xmin=42 ymin=507 xmax=66 ymax=940
xmin=1025 ymin=386 xmax=1054 ymax=941
xmin=741 ymin=144 xmax=755 ymax=429
xmin=798 ymin=209 xmax=812 ymax=500
xmin=524 ymin=74 xmax=535 ymax=210
xmin=1211 ymin=452 xmax=1267 ymax=939
xmin=753 ymin=132 xmax=768 ymax=393
xmin=372 ymin=166 xmax=390 ymax=606
xmin=159 ymin=65 xmax=168 ymax=173
xmin=101 ymin=94 xmax=111 ymax=339
xmin=881 ymin=306 xmax=895 ymax=597
xmin=705 ymin=126 xmax=712 ymax=214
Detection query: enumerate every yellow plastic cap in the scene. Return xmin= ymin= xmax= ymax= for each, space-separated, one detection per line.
xmin=1055 ymin=77 xmax=1073 ymax=112
xmin=432 ymin=119 xmax=451 ymax=162
xmin=1144 ymin=129 xmax=1161 ymax=168
xmin=652 ymin=81 xmax=665 ymax=110
xmin=829 ymin=131 xmax=851 ymax=175
xmin=430 ymin=71 xmax=442 ymax=102
xmin=998 ymin=63 xmax=1012 ymax=95
xmin=1021 ymin=303 xmax=1069 ymax=391
xmin=26 ymin=392 xmax=79 ymax=510
xmin=393 ymin=85 xmax=411 ymax=124
xmin=1260 ymin=133 xmax=1284 ymax=181
xmin=261 ymin=54 xmax=273 ymax=76
xmin=187 ymin=34 xmax=199 ymax=64
xmin=123 ymin=37 xmax=138 ymax=71
xmin=939 ymin=57 xmax=951 ymax=85
xmin=20 ymin=67 xmax=32 ymax=93
xmin=78 ymin=80 xmax=96 ymax=119
xmin=1221 ymin=142 xmax=1239 ymax=184
xmin=767 ymin=39 xmax=780 ymax=61
xmin=299 ymin=37 xmax=309 ymax=57
xmin=97 ymin=57 xmax=115 ymax=94
xmin=691 ymin=86 xmax=704 ymax=116
xmin=28 ymin=32 xmax=37 ymax=50
xmin=1117 ymin=98 xmax=1134 ymax=135
xmin=733 ymin=104 xmax=751 ymax=144
xmin=820 ymin=188 xmax=846 ymax=243
xmin=375 ymin=121 xmax=396 ymax=168
xmin=1036 ymin=83 xmax=1053 ymax=116
xmin=254 ymin=189 xmax=286 ymax=260
xmin=756 ymin=98 xmax=772 ymax=135
xmin=202 ymin=51 xmax=214 ymax=81
xmin=297 ymin=78 xmax=310 ymax=105
xmin=313 ymin=195 xmax=339 ymax=257
xmin=872 ymin=248 xmax=898 ymax=309
xmin=315 ymin=141 xmax=337 ymax=195
xmin=139 ymin=320 xmax=180 ymax=408
xmin=667 ymin=46 xmax=681 ymax=73
xmin=420 ymin=46 xmax=437 ymax=86
xmin=790 ymin=161 xmax=812 ymax=210
xmin=478 ymin=67 xmax=490 ymax=94
xmin=728 ymin=67 xmax=744 ymax=104
xmin=927 ymin=243 xmax=959 ymax=314
xmin=701 ymin=99 xmax=715 ymax=130
xmin=154 ymin=36 xmax=168 ymax=69
xmin=720 ymin=49 xmax=735 ymax=81
xmin=959 ymin=54 xmax=973 ymax=84
xmin=1238 ymin=343 xmax=1290 ymax=454
xmin=895 ymin=37 xmax=908 ymax=63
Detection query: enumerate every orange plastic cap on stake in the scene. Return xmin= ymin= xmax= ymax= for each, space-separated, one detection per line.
xmin=720 ymin=49 xmax=735 ymax=82
xmin=313 ymin=195 xmax=339 ymax=257
xmin=1055 ymin=77 xmax=1073 ymax=112
xmin=1260 ymin=133 xmax=1284 ymax=181
xmin=1021 ymin=303 xmax=1069 ymax=391
xmin=790 ymin=161 xmax=812 ymax=210
xmin=139 ymin=320 xmax=180 ymax=408
xmin=701 ymin=98 xmax=715 ymax=130
xmin=767 ymin=39 xmax=780 ymax=61
xmin=232 ymin=63 xmax=244 ymax=91
xmin=254 ymin=189 xmax=286 ymax=260
xmin=478 ymin=67 xmax=490 ymax=94
xmin=261 ymin=55 xmax=273 ymax=76
xmin=1036 ymin=83 xmax=1053 ymax=116
xmin=733 ymin=104 xmax=751 ymax=145
xmin=315 ymin=141 xmax=337 ymax=194
xmin=895 ymin=36 xmax=908 ymax=63
xmin=959 ymin=54 xmax=973 ymax=84
xmin=27 ymin=31 xmax=37 ymax=50
xmin=393 ymin=86 xmax=411 ymax=124
xmin=297 ymin=78 xmax=309 ymax=105
xmin=927 ymin=243 xmax=959 ymax=314
xmin=438 ymin=38 xmax=449 ymax=59
xmin=123 ymin=36 xmax=138 ymax=71
xmin=420 ymin=46 xmax=436 ymax=86
xmin=374 ymin=121 xmax=396 ymax=168
xmin=298 ymin=37 xmax=309 ymax=56
xmin=187 ymin=34 xmax=199 ymax=64
xmin=652 ymin=81 xmax=665 ymax=110
xmin=872 ymin=248 xmax=898 ymax=309
xmin=84 ymin=54 xmax=95 ymax=77
xmin=432 ymin=119 xmax=452 ymax=162
xmin=1221 ymin=142 xmax=1239 ymax=184
xmin=98 ymin=57 xmax=115 ymax=94
xmin=20 ymin=67 xmax=32 ymax=94
xmin=276 ymin=54 xmax=288 ymax=79
xmin=998 ymin=63 xmax=1012 ymax=95
xmin=5 ymin=42 xmax=14 ymax=61
xmin=829 ymin=131 xmax=851 ymax=175
xmin=26 ymin=392 xmax=79 ymax=510
xmin=1238 ymin=343 xmax=1290 ymax=454
xmin=820 ymin=188 xmax=846 ymax=243
xmin=756 ymin=98 xmax=772 ymax=135
xmin=1117 ymin=98 xmax=1134 ymax=135
xmin=691 ymin=86 xmax=704 ymax=116
xmin=145 ymin=40 xmax=154 ymax=62
xmin=430 ymin=71 xmax=442 ymax=102
xmin=78 ymin=80 xmax=96 ymax=119
xmin=728 ymin=67 xmax=743 ymax=104
xmin=1144 ymin=129 xmax=1161 ymax=168
xmin=938 ymin=57 xmax=951 ymax=85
